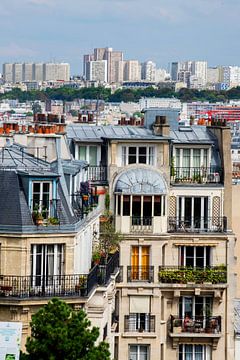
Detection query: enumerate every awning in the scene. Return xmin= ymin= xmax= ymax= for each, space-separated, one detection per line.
xmin=130 ymin=296 xmax=150 ymax=313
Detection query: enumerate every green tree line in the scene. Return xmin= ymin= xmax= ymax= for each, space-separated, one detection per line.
xmin=2 ymin=86 xmax=240 ymax=103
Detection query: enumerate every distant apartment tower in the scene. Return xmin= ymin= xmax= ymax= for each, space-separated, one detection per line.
xmin=83 ymin=54 xmax=94 ymax=78
xmin=3 ymin=63 xmax=13 ymax=82
xmin=141 ymin=61 xmax=156 ymax=82
xmin=84 ymin=47 xmax=124 ymax=83
xmin=85 ymin=60 xmax=107 ymax=82
xmin=207 ymin=67 xmax=220 ymax=84
xmin=2 ymin=62 xmax=70 ymax=83
xmin=171 ymin=60 xmax=207 ymax=88
xmin=23 ymin=63 xmax=34 ymax=82
xmin=220 ymin=66 xmax=240 ymax=88
xmin=123 ymin=60 xmax=141 ymax=81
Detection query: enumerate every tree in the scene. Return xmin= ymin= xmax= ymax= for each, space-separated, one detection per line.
xmin=21 ymin=298 xmax=110 ymax=360
xmin=32 ymin=102 xmax=42 ymax=114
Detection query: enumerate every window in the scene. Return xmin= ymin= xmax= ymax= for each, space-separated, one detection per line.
xmin=179 ymin=296 xmax=212 ymax=320
xmin=128 ymin=314 xmax=150 ymax=332
xmin=122 ymin=146 xmax=155 ymax=166
xmin=178 ymin=196 xmax=209 ymax=229
xmin=31 ymin=244 xmax=64 ymax=287
xmin=131 ymin=246 xmax=150 ymax=280
xmin=79 ymin=145 xmax=98 ymax=165
xmin=129 ymin=345 xmax=149 ymax=360
xmin=179 ymin=345 xmax=211 ymax=360
xmin=180 ymin=246 xmax=211 ymax=267
xmin=175 ymin=148 xmax=209 ymax=174
xmin=32 ymin=181 xmax=52 ymax=218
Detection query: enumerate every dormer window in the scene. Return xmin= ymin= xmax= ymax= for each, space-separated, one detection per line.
xmin=32 ymin=181 xmax=52 ymax=219
xmin=175 ymin=148 xmax=209 ymax=168
xmin=122 ymin=146 xmax=155 ymax=166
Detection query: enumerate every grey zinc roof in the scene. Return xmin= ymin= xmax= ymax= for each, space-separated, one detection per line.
xmin=170 ymin=125 xmax=216 ymax=144
xmin=115 ymin=168 xmax=167 ymax=194
xmin=0 ymin=143 xmax=58 ymax=176
xmin=67 ymin=124 xmax=169 ymax=142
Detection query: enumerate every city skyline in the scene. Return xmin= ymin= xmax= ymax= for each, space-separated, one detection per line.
xmin=0 ymin=0 xmax=240 ymax=74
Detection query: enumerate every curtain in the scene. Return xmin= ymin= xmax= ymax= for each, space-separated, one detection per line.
xmin=185 ymin=345 xmax=193 ymax=360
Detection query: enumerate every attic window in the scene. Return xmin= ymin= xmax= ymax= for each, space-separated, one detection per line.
xmin=178 ymin=126 xmax=193 ymax=132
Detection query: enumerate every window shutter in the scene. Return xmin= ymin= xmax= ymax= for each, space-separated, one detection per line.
xmin=130 ymin=296 xmax=150 ymax=313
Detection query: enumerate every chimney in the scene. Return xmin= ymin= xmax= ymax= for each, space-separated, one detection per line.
xmin=153 ymin=116 xmax=170 ymax=136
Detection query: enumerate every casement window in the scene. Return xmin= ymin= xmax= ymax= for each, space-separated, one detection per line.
xmin=32 ymin=181 xmax=52 ymax=218
xmin=179 ymin=344 xmax=211 ymax=360
xmin=79 ymin=145 xmax=98 ymax=165
xmin=179 ymin=296 xmax=212 ymax=320
xmin=175 ymin=148 xmax=209 ymax=169
xmin=180 ymin=246 xmax=211 ymax=268
xmin=31 ymin=244 xmax=64 ymax=287
xmin=177 ymin=196 xmax=209 ymax=229
xmin=122 ymin=146 xmax=155 ymax=166
xmin=131 ymin=246 xmax=150 ymax=280
xmin=128 ymin=313 xmax=150 ymax=332
xmin=129 ymin=345 xmax=149 ymax=360
xmin=115 ymin=195 xmax=166 ymax=218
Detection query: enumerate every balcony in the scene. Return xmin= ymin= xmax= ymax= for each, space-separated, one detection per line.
xmin=127 ymin=266 xmax=154 ymax=282
xmin=169 ymin=315 xmax=222 ymax=349
xmin=170 ymin=315 xmax=221 ymax=335
xmin=0 ymin=252 xmax=119 ymax=299
xmin=124 ymin=314 xmax=155 ymax=333
xmin=31 ymin=199 xmax=60 ymax=225
xmin=87 ymin=165 xmax=108 ymax=184
xmin=171 ymin=167 xmax=222 ymax=185
xmin=159 ymin=266 xmax=227 ymax=285
xmin=168 ymin=216 xmax=227 ymax=233
xmin=130 ymin=216 xmax=153 ymax=233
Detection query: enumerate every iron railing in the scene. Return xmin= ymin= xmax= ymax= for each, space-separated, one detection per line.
xmin=170 ymin=315 xmax=221 ymax=334
xmin=87 ymin=166 xmax=108 ymax=183
xmin=159 ymin=266 xmax=227 ymax=284
xmin=130 ymin=217 xmax=153 ymax=233
xmin=124 ymin=314 xmax=155 ymax=332
xmin=171 ymin=167 xmax=222 ymax=184
xmin=0 ymin=252 xmax=119 ymax=299
xmin=127 ymin=266 xmax=154 ymax=282
xmin=168 ymin=216 xmax=227 ymax=233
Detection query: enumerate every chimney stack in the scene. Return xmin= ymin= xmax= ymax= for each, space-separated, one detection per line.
xmin=153 ymin=116 xmax=170 ymax=136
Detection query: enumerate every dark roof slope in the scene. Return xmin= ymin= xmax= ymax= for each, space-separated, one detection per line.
xmin=0 ymin=171 xmax=33 ymax=226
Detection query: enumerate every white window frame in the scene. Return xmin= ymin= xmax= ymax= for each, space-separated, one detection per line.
xmin=129 ymin=345 xmax=149 ymax=360
xmin=180 ymin=246 xmax=211 ymax=268
xmin=179 ymin=344 xmax=211 ymax=360
xmin=32 ymin=181 xmax=52 ymax=214
xmin=177 ymin=196 xmax=210 ymax=229
xmin=174 ymin=147 xmax=211 ymax=169
xmin=128 ymin=313 xmax=150 ymax=332
xmin=122 ymin=145 xmax=156 ymax=166
xmin=180 ymin=296 xmax=212 ymax=320
xmin=78 ymin=144 xmax=100 ymax=165
xmin=31 ymin=244 xmax=64 ymax=287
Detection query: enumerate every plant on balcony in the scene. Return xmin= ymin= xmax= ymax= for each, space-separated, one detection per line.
xmin=159 ymin=266 xmax=227 ymax=284
xmin=47 ymin=217 xmax=59 ymax=225
xmin=170 ymin=157 xmax=176 ymax=178
xmin=32 ymin=211 xmax=44 ymax=226
xmin=99 ymin=219 xmax=123 ymax=264
xmin=92 ymin=250 xmax=101 ymax=265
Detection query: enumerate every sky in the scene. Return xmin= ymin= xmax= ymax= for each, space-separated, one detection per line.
xmin=0 ymin=0 xmax=240 ymax=74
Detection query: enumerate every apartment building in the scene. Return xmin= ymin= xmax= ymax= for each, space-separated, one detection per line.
xmin=2 ymin=63 xmax=70 ymax=83
xmin=67 ymin=112 xmax=235 ymax=360
xmin=85 ymin=60 xmax=108 ymax=82
xmin=0 ymin=127 xmax=118 ymax=357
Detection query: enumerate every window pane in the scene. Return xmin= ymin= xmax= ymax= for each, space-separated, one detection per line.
xmin=122 ymin=146 xmax=127 ymax=166
xmin=182 ymin=149 xmax=190 ymax=168
xmin=129 ymin=147 xmax=137 ymax=164
xmin=149 ymin=147 xmax=155 ymax=165
xmin=139 ymin=147 xmax=147 ymax=164
xmin=186 ymin=247 xmax=194 ymax=267
xmin=193 ymin=149 xmax=201 ymax=168
xmin=140 ymin=346 xmax=148 ymax=360
xmin=129 ymin=345 xmax=137 ymax=360
xmin=89 ymin=146 xmax=97 ymax=165
xmin=79 ymin=146 xmax=86 ymax=160
xmin=123 ymin=195 xmax=130 ymax=216
xmin=154 ymin=196 xmax=161 ymax=216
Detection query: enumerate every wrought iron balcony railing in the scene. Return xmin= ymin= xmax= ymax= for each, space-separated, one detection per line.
xmin=127 ymin=266 xmax=154 ymax=282
xmin=0 ymin=252 xmax=119 ymax=299
xmin=159 ymin=266 xmax=227 ymax=284
xmin=124 ymin=314 xmax=155 ymax=332
xmin=170 ymin=315 xmax=221 ymax=334
xmin=87 ymin=166 xmax=108 ymax=183
xmin=130 ymin=216 xmax=153 ymax=233
xmin=171 ymin=167 xmax=222 ymax=184
xmin=168 ymin=216 xmax=227 ymax=233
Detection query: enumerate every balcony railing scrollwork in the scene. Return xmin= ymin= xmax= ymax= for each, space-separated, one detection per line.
xmin=170 ymin=315 xmax=221 ymax=334
xmin=171 ymin=167 xmax=222 ymax=184
xmin=127 ymin=266 xmax=154 ymax=282
xmin=168 ymin=216 xmax=227 ymax=233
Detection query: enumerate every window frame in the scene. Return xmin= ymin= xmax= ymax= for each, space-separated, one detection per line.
xmin=122 ymin=145 xmax=155 ymax=166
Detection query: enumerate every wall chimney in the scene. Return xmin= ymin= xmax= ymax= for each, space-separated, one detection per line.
xmin=153 ymin=116 xmax=170 ymax=136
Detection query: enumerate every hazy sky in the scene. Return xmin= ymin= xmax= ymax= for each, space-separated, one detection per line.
xmin=0 ymin=0 xmax=240 ymax=74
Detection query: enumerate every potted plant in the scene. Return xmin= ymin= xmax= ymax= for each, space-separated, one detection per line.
xmin=173 ymin=319 xmax=182 ymax=333
xmin=92 ymin=251 xmax=101 ymax=265
xmin=48 ymin=217 xmax=60 ymax=225
xmin=33 ymin=212 xmax=44 ymax=226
